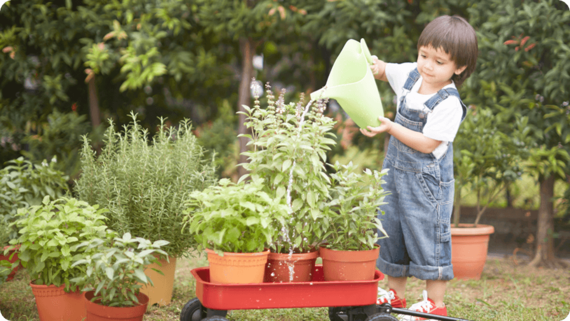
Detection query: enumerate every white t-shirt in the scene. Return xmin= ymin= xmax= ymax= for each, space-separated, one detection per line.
xmin=385 ymin=62 xmax=463 ymax=159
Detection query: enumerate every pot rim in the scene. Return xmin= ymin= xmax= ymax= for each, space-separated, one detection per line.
xmin=205 ymin=248 xmax=270 ymax=257
xmin=267 ymin=250 xmax=319 ymax=260
xmin=450 ymin=223 xmax=495 ymax=236
xmin=319 ymin=243 xmax=380 ymax=252
xmin=83 ymin=290 xmax=149 ymax=308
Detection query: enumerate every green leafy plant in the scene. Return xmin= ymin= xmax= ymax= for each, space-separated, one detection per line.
xmin=240 ymin=85 xmax=336 ymax=253
xmin=71 ymin=232 xmax=168 ymax=307
xmin=321 ymin=162 xmax=389 ymax=251
xmin=184 ymin=178 xmax=290 ymax=255
xmin=9 ymin=197 xmax=108 ymax=291
xmin=75 ymin=112 xmax=217 ymax=258
xmin=0 ymin=157 xmax=69 ymax=239
xmin=0 ymin=219 xmax=17 ymax=285
xmin=453 ymin=107 xmax=532 ymax=227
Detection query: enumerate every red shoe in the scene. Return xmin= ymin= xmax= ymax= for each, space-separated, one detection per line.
xmin=404 ymin=290 xmax=447 ymax=320
xmin=377 ymin=287 xmax=406 ymax=308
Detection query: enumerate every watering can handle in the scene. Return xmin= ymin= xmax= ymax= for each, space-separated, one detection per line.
xmin=360 ymin=38 xmax=374 ymax=65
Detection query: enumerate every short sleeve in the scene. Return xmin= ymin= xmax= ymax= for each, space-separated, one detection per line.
xmin=422 ymin=96 xmax=463 ymax=142
xmin=385 ymin=62 xmax=417 ymax=98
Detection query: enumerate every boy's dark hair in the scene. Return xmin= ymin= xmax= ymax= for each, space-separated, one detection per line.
xmin=417 ymin=15 xmax=478 ymax=88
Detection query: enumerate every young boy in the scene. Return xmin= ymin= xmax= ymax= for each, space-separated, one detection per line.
xmin=361 ymin=15 xmax=478 ymax=319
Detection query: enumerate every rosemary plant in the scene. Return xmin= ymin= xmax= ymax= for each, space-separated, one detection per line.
xmin=75 ymin=112 xmax=216 ymax=257
xmin=239 ymin=82 xmax=336 ymax=253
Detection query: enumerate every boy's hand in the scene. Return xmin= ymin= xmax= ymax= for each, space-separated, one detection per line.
xmin=370 ymin=56 xmax=387 ymax=81
xmin=360 ymin=116 xmax=394 ymax=137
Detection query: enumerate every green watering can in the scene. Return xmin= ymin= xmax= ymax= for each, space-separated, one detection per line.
xmin=310 ymin=38 xmax=383 ymax=129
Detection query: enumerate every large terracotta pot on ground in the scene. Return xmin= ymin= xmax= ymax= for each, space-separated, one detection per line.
xmin=264 ymin=250 xmax=319 ymax=283
xmin=84 ymin=291 xmax=149 ymax=321
xmin=140 ymin=256 xmax=176 ymax=306
xmin=451 ymin=224 xmax=495 ymax=280
xmin=206 ymin=248 xmax=269 ymax=284
xmin=1 ymin=245 xmax=21 ymax=281
xmin=319 ymin=245 xmax=380 ymax=281
xmin=30 ymin=283 xmax=86 ymax=321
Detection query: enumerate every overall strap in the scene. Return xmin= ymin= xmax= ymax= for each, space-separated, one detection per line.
xmin=403 ymin=68 xmax=421 ymax=91
xmin=399 ymin=68 xmax=421 ymax=106
xmin=423 ymin=87 xmax=467 ymax=122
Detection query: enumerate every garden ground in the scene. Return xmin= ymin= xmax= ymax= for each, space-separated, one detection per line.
xmin=1 ymin=252 xmax=568 ymax=321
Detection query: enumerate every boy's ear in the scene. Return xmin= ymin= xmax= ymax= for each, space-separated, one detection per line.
xmin=455 ymin=65 xmax=467 ymax=75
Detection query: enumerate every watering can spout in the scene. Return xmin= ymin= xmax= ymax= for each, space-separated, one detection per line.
xmin=310 ymin=38 xmax=383 ymax=129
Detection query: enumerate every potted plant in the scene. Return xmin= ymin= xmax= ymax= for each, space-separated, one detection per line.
xmin=0 ymin=218 xmax=18 ymax=283
xmin=184 ymin=178 xmax=290 ymax=284
xmin=452 ymin=107 xmax=531 ymax=279
xmin=239 ymin=84 xmax=336 ymax=282
xmin=75 ymin=112 xmax=216 ymax=305
xmin=0 ymin=156 xmax=70 ymax=279
xmin=319 ymin=162 xmax=389 ymax=281
xmin=71 ymin=232 xmax=168 ymax=321
xmin=9 ymin=196 xmax=108 ymax=321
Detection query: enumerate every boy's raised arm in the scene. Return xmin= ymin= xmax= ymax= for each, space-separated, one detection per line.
xmin=371 ymin=56 xmax=388 ymax=82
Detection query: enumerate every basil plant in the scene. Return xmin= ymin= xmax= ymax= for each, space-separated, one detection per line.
xmin=184 ymin=178 xmax=290 ymax=255
xmin=240 ymin=84 xmax=336 ymax=254
xmin=321 ymin=162 xmax=390 ymax=251
xmin=71 ymin=232 xmax=169 ymax=307
xmin=10 ymin=197 xmax=108 ymax=291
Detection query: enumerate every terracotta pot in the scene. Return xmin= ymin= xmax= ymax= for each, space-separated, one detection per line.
xmin=264 ymin=250 xmax=319 ymax=283
xmin=84 ymin=291 xmax=149 ymax=321
xmin=319 ymin=245 xmax=380 ymax=281
xmin=451 ymin=224 xmax=495 ymax=280
xmin=140 ymin=256 xmax=176 ymax=306
xmin=30 ymin=283 xmax=86 ymax=321
xmin=1 ymin=245 xmax=21 ymax=281
xmin=206 ymin=248 xmax=269 ymax=284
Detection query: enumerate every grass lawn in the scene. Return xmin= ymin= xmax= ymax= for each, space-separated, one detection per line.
xmin=1 ymin=253 xmax=568 ymax=321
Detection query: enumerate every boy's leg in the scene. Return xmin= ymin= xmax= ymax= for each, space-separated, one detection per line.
xmin=388 ymin=275 xmax=408 ymax=298
xmin=426 ymin=280 xmax=446 ymax=307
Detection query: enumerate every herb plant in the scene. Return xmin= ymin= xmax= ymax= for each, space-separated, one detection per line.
xmin=0 ymin=157 xmax=69 ymax=239
xmin=75 ymin=112 xmax=217 ymax=258
xmin=10 ymin=197 xmax=108 ymax=291
xmin=321 ymin=162 xmax=389 ymax=251
xmin=184 ymin=178 xmax=290 ymax=255
xmin=71 ymin=232 xmax=169 ymax=307
xmin=240 ymin=83 xmax=336 ymax=253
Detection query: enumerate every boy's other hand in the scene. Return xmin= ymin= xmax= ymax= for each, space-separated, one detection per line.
xmin=360 ymin=116 xmax=393 ymax=137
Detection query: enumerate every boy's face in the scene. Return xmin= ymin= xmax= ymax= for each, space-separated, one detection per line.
xmin=417 ymin=45 xmax=467 ymax=89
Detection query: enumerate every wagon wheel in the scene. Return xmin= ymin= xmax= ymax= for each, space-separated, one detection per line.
xmin=365 ymin=313 xmax=399 ymax=321
xmin=180 ymin=298 xmax=208 ymax=321
xmin=329 ymin=306 xmax=349 ymax=321
xmin=203 ymin=317 xmax=229 ymax=321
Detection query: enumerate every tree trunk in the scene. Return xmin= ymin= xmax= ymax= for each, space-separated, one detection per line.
xmin=453 ymin=184 xmax=461 ymax=227
xmin=237 ymin=38 xmax=256 ymax=179
xmin=528 ymin=175 xmax=555 ymax=267
xmin=87 ymin=76 xmax=101 ymax=129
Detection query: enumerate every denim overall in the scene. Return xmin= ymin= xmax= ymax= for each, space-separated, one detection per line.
xmin=376 ymin=68 xmax=466 ymax=281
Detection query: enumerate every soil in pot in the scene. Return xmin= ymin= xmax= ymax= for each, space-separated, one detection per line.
xmin=140 ymin=256 xmax=176 ymax=306
xmin=264 ymin=250 xmax=319 ymax=283
xmin=451 ymin=223 xmax=495 ymax=280
xmin=30 ymin=283 xmax=86 ymax=321
xmin=84 ymin=291 xmax=149 ymax=321
xmin=1 ymin=245 xmax=21 ymax=281
xmin=206 ymin=248 xmax=269 ymax=284
xmin=320 ymin=245 xmax=380 ymax=281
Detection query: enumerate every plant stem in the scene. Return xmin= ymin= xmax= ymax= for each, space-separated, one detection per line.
xmin=474 ymin=183 xmax=509 ymax=226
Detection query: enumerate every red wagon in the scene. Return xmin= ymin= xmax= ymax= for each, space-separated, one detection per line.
xmin=180 ymin=265 xmax=471 ymax=321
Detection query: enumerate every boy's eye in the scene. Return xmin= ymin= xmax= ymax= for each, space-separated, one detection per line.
xmin=421 ymin=54 xmax=426 ymax=58
xmin=437 ymin=61 xmax=443 ymax=65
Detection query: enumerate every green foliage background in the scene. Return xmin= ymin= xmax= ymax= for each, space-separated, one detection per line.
xmin=1 ymin=0 xmax=569 ymax=218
